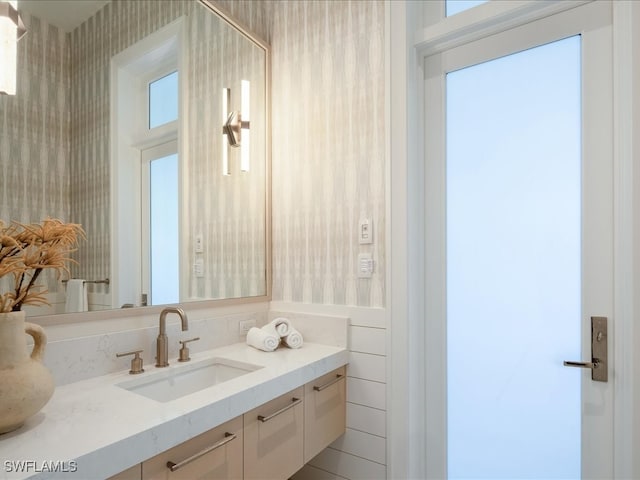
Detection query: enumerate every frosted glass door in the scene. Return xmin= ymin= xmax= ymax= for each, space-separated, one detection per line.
xmin=141 ymin=140 xmax=180 ymax=307
xmin=149 ymin=153 xmax=179 ymax=305
xmin=446 ymin=36 xmax=581 ymax=479
xmin=424 ymin=3 xmax=613 ymax=479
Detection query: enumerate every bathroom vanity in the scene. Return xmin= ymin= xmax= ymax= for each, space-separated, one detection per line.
xmin=0 ymin=341 xmax=348 ymax=480
xmin=115 ymin=366 xmax=346 ymax=480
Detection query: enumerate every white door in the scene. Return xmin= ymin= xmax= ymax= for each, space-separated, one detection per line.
xmin=424 ymin=2 xmax=613 ymax=478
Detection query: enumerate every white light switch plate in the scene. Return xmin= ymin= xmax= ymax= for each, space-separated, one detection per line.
xmin=194 ymin=258 xmax=204 ymax=277
xmin=359 ymin=218 xmax=373 ymax=245
xmin=358 ymin=253 xmax=374 ymax=278
xmin=195 ymin=234 xmax=204 ymax=253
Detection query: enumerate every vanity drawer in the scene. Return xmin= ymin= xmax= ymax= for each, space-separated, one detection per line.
xmin=142 ymin=415 xmax=243 ymax=480
xmin=243 ymin=387 xmax=304 ymax=480
xmin=304 ymin=366 xmax=347 ymax=462
xmin=108 ymin=464 xmax=141 ymax=480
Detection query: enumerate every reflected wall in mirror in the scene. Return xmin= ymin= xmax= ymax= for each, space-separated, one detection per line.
xmin=0 ymin=0 xmax=269 ymax=317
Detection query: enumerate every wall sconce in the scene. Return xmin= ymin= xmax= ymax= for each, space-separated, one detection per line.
xmin=0 ymin=0 xmax=26 ymax=96
xmin=221 ymin=87 xmax=230 ymax=175
xmin=221 ymin=80 xmax=250 ymax=174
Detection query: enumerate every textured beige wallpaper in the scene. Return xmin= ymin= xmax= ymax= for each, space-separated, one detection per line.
xmin=3 ymin=0 xmax=268 ymax=306
xmin=71 ymin=0 xmax=267 ymax=301
xmin=186 ymin=2 xmax=267 ymax=300
xmin=2 ymin=0 xmax=385 ymax=309
xmin=0 ymin=13 xmax=70 ymax=224
xmin=0 ymin=13 xmax=70 ymax=295
xmin=268 ymin=0 xmax=386 ymax=307
xmin=70 ymin=0 xmax=194 ymax=296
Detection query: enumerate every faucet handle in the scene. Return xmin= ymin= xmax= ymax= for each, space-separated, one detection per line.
xmin=178 ymin=337 xmax=200 ymax=362
xmin=116 ymin=349 xmax=145 ymax=375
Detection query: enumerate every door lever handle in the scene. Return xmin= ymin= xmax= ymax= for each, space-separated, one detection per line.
xmin=563 ymin=360 xmax=599 ymax=370
xmin=562 ymin=316 xmax=607 ymax=382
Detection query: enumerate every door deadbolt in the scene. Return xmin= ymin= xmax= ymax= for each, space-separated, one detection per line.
xmin=563 ymin=316 xmax=608 ymax=382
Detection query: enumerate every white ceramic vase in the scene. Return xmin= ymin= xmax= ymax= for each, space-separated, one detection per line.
xmin=0 ymin=311 xmax=55 ymax=434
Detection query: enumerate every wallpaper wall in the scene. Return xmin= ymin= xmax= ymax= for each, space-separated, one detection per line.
xmin=70 ymin=0 xmax=194 ymax=297
xmin=186 ymin=2 xmax=267 ymax=300
xmin=1 ymin=0 xmax=268 ymax=310
xmin=268 ymin=0 xmax=386 ymax=307
xmin=71 ymin=0 xmax=267 ymax=302
xmin=0 ymin=14 xmax=69 ymax=223
xmin=0 ymin=13 xmax=70 ymax=295
xmin=2 ymin=0 xmax=384 ymax=310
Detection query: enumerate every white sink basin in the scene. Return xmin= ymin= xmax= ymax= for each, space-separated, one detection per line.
xmin=117 ymin=357 xmax=262 ymax=402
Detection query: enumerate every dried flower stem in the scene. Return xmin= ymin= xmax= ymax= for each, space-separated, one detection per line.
xmin=0 ymin=219 xmax=85 ymax=313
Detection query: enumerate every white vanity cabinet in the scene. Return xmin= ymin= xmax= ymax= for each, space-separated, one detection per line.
xmin=141 ymin=416 xmax=243 ymax=480
xmin=304 ymin=366 xmax=347 ymax=462
xmin=242 ymin=386 xmax=305 ymax=480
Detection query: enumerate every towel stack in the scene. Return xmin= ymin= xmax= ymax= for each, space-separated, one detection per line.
xmin=246 ymin=317 xmax=304 ymax=352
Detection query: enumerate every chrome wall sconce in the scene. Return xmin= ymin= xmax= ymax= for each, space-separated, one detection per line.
xmin=221 ymin=80 xmax=250 ymax=175
xmin=0 ymin=0 xmax=27 ymax=96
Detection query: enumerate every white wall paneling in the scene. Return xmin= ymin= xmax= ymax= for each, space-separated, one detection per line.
xmin=347 ymin=377 xmax=386 ymax=411
xmin=346 ymin=402 xmax=386 ymax=439
xmin=330 ymin=429 xmax=386 ymax=465
xmin=348 ymin=351 xmax=386 ymax=384
xmin=349 ymin=327 xmax=386 ymax=356
xmin=307 ymin=446 xmax=387 ymax=480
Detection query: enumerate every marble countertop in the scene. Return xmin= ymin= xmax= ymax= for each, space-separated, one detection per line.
xmin=0 ymin=342 xmax=348 ymax=480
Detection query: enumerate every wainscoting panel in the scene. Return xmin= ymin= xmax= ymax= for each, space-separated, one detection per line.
xmin=348 ymin=351 xmax=386 ymax=384
xmin=349 ymin=327 xmax=386 ymax=356
xmin=306 ymin=447 xmax=387 ymax=480
xmin=346 ymin=402 xmax=386 ymax=439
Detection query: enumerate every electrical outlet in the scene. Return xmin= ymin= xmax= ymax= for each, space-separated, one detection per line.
xmin=239 ymin=319 xmax=256 ymax=336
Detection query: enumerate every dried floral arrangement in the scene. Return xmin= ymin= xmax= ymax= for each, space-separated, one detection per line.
xmin=0 ymin=219 xmax=85 ymax=313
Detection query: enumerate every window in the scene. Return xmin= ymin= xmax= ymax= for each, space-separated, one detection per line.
xmin=149 ymin=71 xmax=179 ymax=129
xmin=446 ymin=0 xmax=488 ymax=17
xmin=111 ymin=19 xmax=184 ymax=309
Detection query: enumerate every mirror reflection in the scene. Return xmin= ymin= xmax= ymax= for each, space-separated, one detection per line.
xmin=0 ymin=0 xmax=269 ymax=317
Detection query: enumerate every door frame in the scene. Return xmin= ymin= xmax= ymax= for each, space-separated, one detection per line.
xmin=386 ymin=1 xmax=638 ymax=478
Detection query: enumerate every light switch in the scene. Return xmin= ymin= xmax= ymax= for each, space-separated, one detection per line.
xmin=195 ymin=234 xmax=204 ymax=253
xmin=358 ymin=253 xmax=374 ymax=278
xmin=359 ymin=219 xmax=373 ymax=245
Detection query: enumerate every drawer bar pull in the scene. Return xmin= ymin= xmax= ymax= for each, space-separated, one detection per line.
xmin=258 ymin=397 xmax=302 ymax=423
xmin=166 ymin=432 xmax=236 ymax=472
xmin=313 ymin=374 xmax=344 ymax=392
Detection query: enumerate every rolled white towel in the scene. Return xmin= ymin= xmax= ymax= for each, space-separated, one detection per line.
xmin=282 ymin=327 xmax=304 ymax=349
xmin=246 ymin=325 xmax=280 ymax=352
xmin=269 ymin=317 xmax=292 ymax=337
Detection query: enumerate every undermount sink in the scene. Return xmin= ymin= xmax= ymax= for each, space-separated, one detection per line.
xmin=117 ymin=357 xmax=263 ymax=403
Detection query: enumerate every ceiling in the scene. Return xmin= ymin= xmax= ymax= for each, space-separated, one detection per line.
xmin=18 ymin=0 xmax=110 ymax=32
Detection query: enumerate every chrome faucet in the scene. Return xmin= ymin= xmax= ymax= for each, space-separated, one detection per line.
xmin=156 ymin=307 xmax=189 ymax=367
